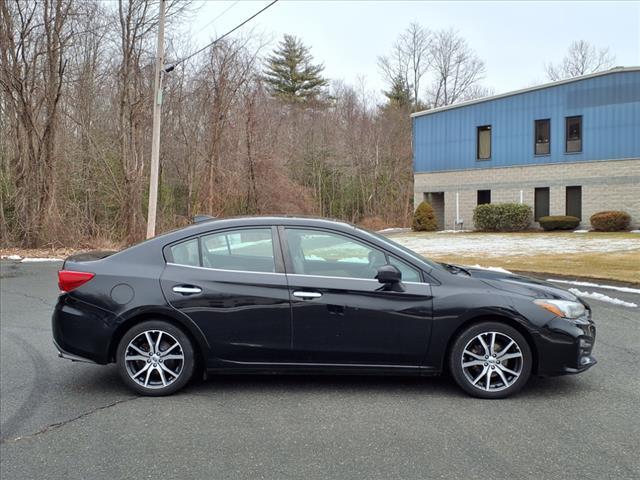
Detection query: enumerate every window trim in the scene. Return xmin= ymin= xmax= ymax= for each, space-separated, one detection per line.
xmin=163 ymin=226 xmax=284 ymax=274
xmin=476 ymin=125 xmax=492 ymax=160
xmin=534 ymin=118 xmax=551 ymax=156
xmin=477 ymin=189 xmax=491 ymax=205
xmin=565 ymin=115 xmax=583 ymax=154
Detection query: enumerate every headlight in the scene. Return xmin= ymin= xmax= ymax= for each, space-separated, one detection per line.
xmin=534 ymin=299 xmax=586 ymax=319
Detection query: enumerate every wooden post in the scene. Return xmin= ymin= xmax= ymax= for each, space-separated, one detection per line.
xmin=146 ymin=0 xmax=166 ymax=239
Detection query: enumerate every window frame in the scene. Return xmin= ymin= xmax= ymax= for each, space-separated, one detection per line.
xmin=163 ymin=226 xmax=285 ymax=274
xmin=280 ymin=226 xmax=426 ymax=284
xmin=534 ymin=118 xmax=551 ymax=156
xmin=565 ymin=115 xmax=582 ymax=154
xmin=476 ymin=125 xmax=492 ymax=160
xmin=477 ymin=189 xmax=491 ymax=205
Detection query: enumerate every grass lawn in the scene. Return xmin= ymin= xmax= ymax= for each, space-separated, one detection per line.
xmin=385 ymin=231 xmax=640 ymax=285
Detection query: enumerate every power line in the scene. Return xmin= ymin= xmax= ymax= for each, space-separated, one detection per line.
xmin=195 ymin=0 xmax=240 ymax=36
xmin=169 ymin=0 xmax=278 ymax=70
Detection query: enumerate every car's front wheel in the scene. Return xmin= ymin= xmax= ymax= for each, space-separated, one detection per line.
xmin=449 ymin=321 xmax=532 ymax=399
xmin=116 ymin=320 xmax=195 ymax=396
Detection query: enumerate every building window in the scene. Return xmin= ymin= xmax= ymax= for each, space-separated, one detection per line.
xmin=566 ymin=186 xmax=582 ymax=220
xmin=534 ymin=187 xmax=550 ymax=221
xmin=477 ymin=190 xmax=491 ymax=205
xmin=477 ymin=125 xmax=491 ymax=160
xmin=565 ymin=116 xmax=582 ymax=153
xmin=535 ymin=119 xmax=550 ymax=155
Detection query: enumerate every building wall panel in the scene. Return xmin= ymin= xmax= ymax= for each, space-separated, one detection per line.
xmin=413 ymin=70 xmax=640 ymax=173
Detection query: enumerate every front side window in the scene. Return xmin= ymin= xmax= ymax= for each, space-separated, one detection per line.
xmin=287 ymin=229 xmax=398 ymax=280
xmin=387 ymin=256 xmax=421 ymax=282
xmin=535 ymin=119 xmax=550 ymax=155
xmin=477 ymin=125 xmax=491 ymax=160
xmin=566 ymin=116 xmax=582 ymax=153
xmin=201 ymin=228 xmax=275 ymax=272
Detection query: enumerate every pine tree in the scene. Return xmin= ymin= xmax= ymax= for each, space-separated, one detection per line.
xmin=264 ymin=34 xmax=328 ymax=103
xmin=383 ymin=74 xmax=413 ymax=109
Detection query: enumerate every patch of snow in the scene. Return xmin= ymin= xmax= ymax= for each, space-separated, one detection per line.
xmin=21 ymin=257 xmax=63 ymax=263
xmin=388 ymin=232 xmax=640 ymax=257
xmin=465 ymin=264 xmax=513 ymax=274
xmin=436 ymin=230 xmax=473 ymax=234
xmin=3 ymin=254 xmax=22 ymax=260
xmin=631 ymin=230 xmax=640 ymax=234
xmin=547 ymin=279 xmax=640 ymax=295
xmin=573 ymin=230 xmax=589 ymax=233
xmin=377 ymin=227 xmax=411 ymax=234
xmin=568 ymin=288 xmax=637 ymax=308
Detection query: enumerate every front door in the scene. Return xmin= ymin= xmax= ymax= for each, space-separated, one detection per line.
xmin=160 ymin=227 xmax=292 ymax=364
xmin=281 ymin=227 xmax=433 ymax=365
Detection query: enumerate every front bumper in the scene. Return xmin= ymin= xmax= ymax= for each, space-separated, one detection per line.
xmin=536 ymin=316 xmax=597 ymax=376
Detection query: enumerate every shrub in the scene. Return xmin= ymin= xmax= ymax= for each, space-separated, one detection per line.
xmin=590 ymin=211 xmax=631 ymax=231
xmin=473 ymin=203 xmax=532 ymax=232
xmin=412 ymin=201 xmax=438 ymax=231
xmin=538 ymin=215 xmax=580 ymax=231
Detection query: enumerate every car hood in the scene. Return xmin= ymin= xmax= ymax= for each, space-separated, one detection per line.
xmin=460 ymin=266 xmax=579 ymax=301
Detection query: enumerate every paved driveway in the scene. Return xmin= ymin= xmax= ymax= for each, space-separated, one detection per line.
xmin=1 ymin=261 xmax=639 ymax=479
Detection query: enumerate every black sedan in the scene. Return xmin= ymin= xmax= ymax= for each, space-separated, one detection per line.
xmin=52 ymin=216 xmax=596 ymax=398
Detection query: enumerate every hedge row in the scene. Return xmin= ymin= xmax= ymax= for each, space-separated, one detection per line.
xmin=590 ymin=211 xmax=631 ymax=231
xmin=473 ymin=203 xmax=532 ymax=232
xmin=538 ymin=216 xmax=580 ymax=231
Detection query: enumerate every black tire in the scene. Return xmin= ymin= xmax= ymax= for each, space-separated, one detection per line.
xmin=449 ymin=321 xmax=532 ymax=399
xmin=116 ymin=320 xmax=195 ymax=396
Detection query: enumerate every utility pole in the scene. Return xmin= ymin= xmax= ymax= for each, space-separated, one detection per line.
xmin=146 ymin=0 xmax=166 ymax=239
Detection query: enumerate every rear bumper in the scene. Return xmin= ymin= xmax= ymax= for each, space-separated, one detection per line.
xmin=52 ymin=294 xmax=115 ymax=364
xmin=53 ymin=338 xmax=97 ymax=364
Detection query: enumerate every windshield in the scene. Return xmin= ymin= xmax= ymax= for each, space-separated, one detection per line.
xmin=359 ymin=228 xmax=445 ymax=271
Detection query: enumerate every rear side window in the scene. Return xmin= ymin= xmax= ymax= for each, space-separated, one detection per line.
xmin=170 ymin=238 xmax=200 ymax=267
xmin=201 ymin=228 xmax=275 ymax=273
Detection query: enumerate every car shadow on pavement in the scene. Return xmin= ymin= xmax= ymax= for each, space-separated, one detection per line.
xmin=178 ymin=372 xmax=590 ymax=399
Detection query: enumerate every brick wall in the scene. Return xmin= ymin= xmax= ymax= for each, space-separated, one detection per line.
xmin=414 ymin=158 xmax=640 ymax=229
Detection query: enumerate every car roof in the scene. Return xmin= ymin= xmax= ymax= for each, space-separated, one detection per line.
xmin=158 ymin=215 xmax=359 ymax=242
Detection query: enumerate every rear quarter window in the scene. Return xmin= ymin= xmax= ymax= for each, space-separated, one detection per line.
xmin=169 ymin=238 xmax=199 ymax=267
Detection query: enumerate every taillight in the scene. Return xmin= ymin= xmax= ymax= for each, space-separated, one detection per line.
xmin=58 ymin=270 xmax=95 ymax=292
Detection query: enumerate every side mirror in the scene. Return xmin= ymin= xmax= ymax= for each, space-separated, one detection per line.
xmin=375 ymin=264 xmax=403 ymax=291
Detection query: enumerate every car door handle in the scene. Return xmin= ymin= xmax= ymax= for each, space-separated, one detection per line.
xmin=172 ymin=285 xmax=202 ymax=295
xmin=293 ymin=291 xmax=322 ymax=299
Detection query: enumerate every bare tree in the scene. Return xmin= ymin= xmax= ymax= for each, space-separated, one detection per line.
xmin=378 ymin=22 xmax=431 ymax=110
xmin=546 ymin=40 xmax=616 ymax=81
xmin=400 ymin=22 xmax=431 ymax=110
xmin=427 ymin=29 xmax=485 ymax=108
xmin=0 ymin=0 xmax=73 ymax=246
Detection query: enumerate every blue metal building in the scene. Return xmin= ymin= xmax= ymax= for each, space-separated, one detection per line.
xmin=411 ymin=67 xmax=640 ymax=230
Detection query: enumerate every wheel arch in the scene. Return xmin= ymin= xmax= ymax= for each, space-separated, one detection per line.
xmin=444 ymin=313 xmax=539 ymax=375
xmin=108 ymin=308 xmax=209 ymax=368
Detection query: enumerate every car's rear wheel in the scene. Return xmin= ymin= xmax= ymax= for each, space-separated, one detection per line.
xmin=449 ymin=321 xmax=532 ymax=399
xmin=116 ymin=320 xmax=195 ymax=396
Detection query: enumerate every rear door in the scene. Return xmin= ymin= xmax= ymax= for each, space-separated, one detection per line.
xmin=160 ymin=226 xmax=292 ymax=363
xmin=280 ymin=227 xmax=433 ymax=366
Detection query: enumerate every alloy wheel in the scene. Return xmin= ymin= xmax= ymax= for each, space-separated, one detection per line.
xmin=461 ymin=331 xmax=524 ymax=392
xmin=124 ymin=330 xmax=185 ymax=389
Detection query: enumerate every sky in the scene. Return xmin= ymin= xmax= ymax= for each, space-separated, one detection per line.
xmin=183 ymin=1 xmax=640 ymax=99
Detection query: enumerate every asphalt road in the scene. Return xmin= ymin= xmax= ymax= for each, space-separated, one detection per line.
xmin=1 ymin=261 xmax=639 ymax=479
